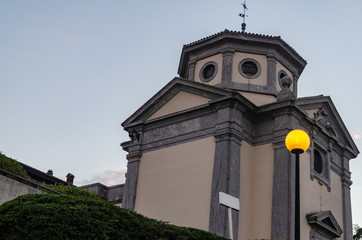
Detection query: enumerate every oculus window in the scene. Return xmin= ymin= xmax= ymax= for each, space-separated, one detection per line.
xmin=238 ymin=58 xmax=261 ymax=79
xmin=278 ymin=70 xmax=289 ymax=88
xmin=199 ymin=61 xmax=217 ymax=82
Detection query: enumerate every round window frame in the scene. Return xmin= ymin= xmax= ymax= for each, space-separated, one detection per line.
xmin=199 ymin=61 xmax=218 ymax=82
xmin=278 ymin=70 xmax=288 ymax=88
xmin=238 ymin=58 xmax=261 ymax=79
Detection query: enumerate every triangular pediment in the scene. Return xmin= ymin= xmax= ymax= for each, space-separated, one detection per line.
xmin=122 ymin=77 xmax=233 ymax=128
xmin=148 ymin=91 xmax=210 ymax=120
xmin=297 ymin=95 xmax=359 ymax=158
xmin=307 ymin=210 xmax=343 ymax=238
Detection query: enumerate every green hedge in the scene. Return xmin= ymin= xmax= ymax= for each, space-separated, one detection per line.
xmin=0 ymin=152 xmax=28 ymax=179
xmin=0 ymin=187 xmax=226 ymax=240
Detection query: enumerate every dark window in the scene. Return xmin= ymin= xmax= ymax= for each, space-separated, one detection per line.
xmin=314 ymin=150 xmax=323 ymax=174
xmin=199 ymin=61 xmax=217 ymax=82
xmin=238 ymin=58 xmax=261 ymax=79
xmin=279 ymin=72 xmax=286 ymax=80
xmin=241 ymin=61 xmax=258 ymax=76
xmin=203 ymin=64 xmax=215 ymax=79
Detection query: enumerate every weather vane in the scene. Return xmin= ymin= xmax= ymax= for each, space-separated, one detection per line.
xmin=239 ymin=0 xmax=248 ymax=33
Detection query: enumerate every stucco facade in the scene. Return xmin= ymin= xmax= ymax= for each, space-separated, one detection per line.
xmin=135 ymin=137 xmax=215 ymax=230
xmin=121 ymin=30 xmax=359 ymax=240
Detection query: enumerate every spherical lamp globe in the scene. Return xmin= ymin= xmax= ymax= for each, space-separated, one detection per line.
xmin=285 ymin=129 xmax=310 ymax=154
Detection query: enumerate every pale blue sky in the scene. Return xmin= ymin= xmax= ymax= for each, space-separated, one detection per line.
xmin=1 ymin=0 xmax=362 ymax=225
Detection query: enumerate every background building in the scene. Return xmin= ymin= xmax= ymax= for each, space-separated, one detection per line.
xmin=121 ymin=30 xmax=359 ymax=240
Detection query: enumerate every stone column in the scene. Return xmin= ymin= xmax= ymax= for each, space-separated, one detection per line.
xmin=209 ymin=104 xmax=242 ymax=239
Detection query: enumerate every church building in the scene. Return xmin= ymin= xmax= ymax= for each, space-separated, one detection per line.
xmin=121 ymin=29 xmax=359 ymax=240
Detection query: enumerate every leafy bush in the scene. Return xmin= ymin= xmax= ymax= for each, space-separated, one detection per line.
xmin=0 ymin=152 xmax=28 ymax=179
xmin=43 ymin=183 xmax=100 ymax=198
xmin=0 ymin=190 xmax=226 ymax=240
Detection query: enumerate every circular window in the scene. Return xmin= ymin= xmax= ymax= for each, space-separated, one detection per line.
xmin=238 ymin=58 xmax=261 ymax=79
xmin=278 ymin=70 xmax=288 ymax=88
xmin=313 ymin=150 xmax=323 ymax=174
xmin=279 ymin=70 xmax=287 ymax=80
xmin=199 ymin=61 xmax=218 ymax=82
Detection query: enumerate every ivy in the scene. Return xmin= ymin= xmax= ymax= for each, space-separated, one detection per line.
xmin=0 ymin=152 xmax=28 ymax=179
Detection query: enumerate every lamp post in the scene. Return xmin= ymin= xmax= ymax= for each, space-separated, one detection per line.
xmin=285 ymin=129 xmax=310 ymax=240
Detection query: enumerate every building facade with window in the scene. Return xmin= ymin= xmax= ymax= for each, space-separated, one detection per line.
xmin=121 ymin=30 xmax=359 ymax=240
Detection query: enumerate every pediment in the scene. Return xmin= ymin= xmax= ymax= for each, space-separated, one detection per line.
xmin=122 ymin=77 xmax=232 ymax=128
xmin=307 ymin=210 xmax=343 ymax=238
xmin=148 ymin=90 xmax=210 ymax=120
xmin=297 ymin=96 xmax=359 ymax=158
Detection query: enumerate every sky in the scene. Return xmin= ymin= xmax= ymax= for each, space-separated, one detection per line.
xmin=1 ymin=0 xmax=362 ymax=226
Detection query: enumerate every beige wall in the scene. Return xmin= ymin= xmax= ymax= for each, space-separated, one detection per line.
xmin=134 ymin=137 xmax=215 ymax=231
xmin=194 ymin=54 xmax=223 ymax=85
xmin=275 ymin=62 xmax=293 ymax=92
xmin=239 ymin=142 xmax=274 ymax=239
xmin=238 ymin=91 xmax=276 ymax=106
xmin=232 ymin=52 xmax=268 ymax=86
xmin=148 ymin=91 xmax=210 ymax=120
xmin=299 ymin=153 xmax=344 ymax=240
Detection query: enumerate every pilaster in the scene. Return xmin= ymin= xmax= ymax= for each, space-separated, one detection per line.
xmin=267 ymin=56 xmax=277 ymax=94
xmin=293 ymin=74 xmax=299 ymax=97
xmin=271 ymin=140 xmax=294 ymax=240
xmin=188 ymin=61 xmax=196 ymax=81
xmin=122 ymin=153 xmax=141 ymax=210
xmin=221 ymin=50 xmax=234 ymax=87
xmin=121 ymin=131 xmax=143 ymax=211
xmin=341 ymin=156 xmax=353 ymax=240
xmin=209 ymin=104 xmax=242 ymax=239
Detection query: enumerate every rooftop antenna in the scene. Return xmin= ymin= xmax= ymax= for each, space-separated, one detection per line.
xmin=239 ymin=0 xmax=248 ymax=33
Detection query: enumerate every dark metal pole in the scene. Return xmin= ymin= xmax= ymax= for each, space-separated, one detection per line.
xmin=295 ymin=153 xmax=300 ymax=240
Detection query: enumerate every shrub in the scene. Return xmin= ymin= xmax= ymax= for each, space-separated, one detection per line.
xmin=0 ymin=190 xmax=226 ymax=240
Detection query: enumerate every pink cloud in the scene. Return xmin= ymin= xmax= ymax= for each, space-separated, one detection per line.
xmin=78 ymin=169 xmax=127 ymax=186
xmin=354 ymin=134 xmax=361 ymax=140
